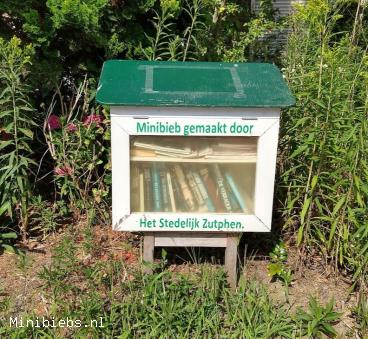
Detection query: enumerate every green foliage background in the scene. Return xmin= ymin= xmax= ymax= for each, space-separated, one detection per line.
xmin=0 ymin=1 xmax=280 ymax=94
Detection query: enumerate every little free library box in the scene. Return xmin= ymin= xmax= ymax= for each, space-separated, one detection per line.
xmin=97 ymin=60 xmax=295 ymax=285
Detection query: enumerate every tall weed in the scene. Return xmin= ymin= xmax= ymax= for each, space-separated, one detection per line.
xmin=0 ymin=37 xmax=36 ymax=241
xmin=279 ymin=0 xmax=368 ymax=285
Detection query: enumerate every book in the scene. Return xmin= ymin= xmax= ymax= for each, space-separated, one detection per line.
xmin=133 ymin=141 xmax=192 ymax=155
xmin=199 ymin=167 xmax=226 ymax=212
xmin=151 ymin=163 xmax=162 ymax=211
xmin=170 ymin=167 xmax=188 ymax=211
xmin=155 ymin=150 xmax=198 ymax=158
xmin=191 ymin=169 xmax=215 ymax=212
xmin=131 ymin=165 xmax=140 ymax=211
xmin=131 ymin=149 xmax=157 ymax=157
xmin=166 ymin=171 xmax=176 ymax=212
xmin=139 ymin=170 xmax=144 ymax=212
xmin=143 ymin=166 xmax=153 ymax=211
xmin=185 ymin=169 xmax=204 ymax=207
xmin=225 ymin=171 xmax=246 ymax=212
xmin=131 ymin=137 xmax=257 ymax=161
xmin=212 ymin=164 xmax=232 ymax=212
xmin=173 ymin=164 xmax=195 ymax=211
xmin=227 ymin=186 xmax=242 ymax=212
xmin=160 ymin=166 xmax=170 ymax=212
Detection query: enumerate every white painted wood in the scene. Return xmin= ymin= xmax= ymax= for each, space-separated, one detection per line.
xmin=111 ymin=106 xmax=279 ymax=233
xmin=254 ymin=121 xmax=279 ymax=229
xmin=111 ymin=118 xmax=131 ymax=230
xmin=154 ymin=232 xmax=227 ymax=247
xmin=114 ymin=213 xmax=268 ymax=232
xmin=111 ymin=106 xmax=280 ymax=118
xmin=113 ymin=115 xmax=276 ymax=138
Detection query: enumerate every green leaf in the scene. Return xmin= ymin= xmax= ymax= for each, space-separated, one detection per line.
xmin=267 ymin=263 xmax=283 ymax=277
xmin=321 ymin=323 xmax=337 ymax=335
xmin=328 ymin=220 xmax=339 ymax=249
xmin=332 ymin=196 xmax=346 ymax=216
xmin=311 ymin=175 xmax=318 ymax=189
xmin=290 ymin=145 xmax=308 ymax=158
xmin=0 ymin=201 xmax=11 ymax=216
xmin=1 ymin=232 xmax=17 ymax=239
xmin=300 ymin=197 xmax=311 ymax=225
xmin=1 ymin=244 xmax=16 ymax=253
xmin=18 ymin=127 xmax=33 ymax=139
xmin=0 ymin=140 xmax=13 ymax=150
xmin=297 ymin=225 xmax=304 ymax=245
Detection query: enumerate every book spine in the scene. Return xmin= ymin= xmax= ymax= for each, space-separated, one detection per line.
xmin=151 ymin=163 xmax=162 ymax=212
xmin=160 ymin=167 xmax=170 ymax=212
xmin=166 ymin=171 xmax=176 ymax=212
xmin=227 ymin=188 xmax=241 ymax=212
xmin=192 ymin=169 xmax=215 ymax=212
xmin=225 ymin=172 xmax=246 ymax=212
xmin=131 ymin=165 xmax=140 ymax=212
xmin=212 ymin=164 xmax=232 ymax=212
xmin=186 ymin=169 xmax=204 ymax=207
xmin=173 ymin=164 xmax=195 ymax=211
xmin=170 ymin=167 xmax=187 ymax=211
xmin=139 ymin=170 xmax=145 ymax=212
xmin=199 ymin=167 xmax=226 ymax=212
xmin=143 ymin=166 xmax=152 ymax=211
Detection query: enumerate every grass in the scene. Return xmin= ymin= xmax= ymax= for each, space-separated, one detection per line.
xmin=0 ymin=228 xmax=346 ymax=338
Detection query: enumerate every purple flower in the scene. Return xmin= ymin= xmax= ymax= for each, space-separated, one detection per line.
xmin=47 ymin=115 xmax=61 ymax=130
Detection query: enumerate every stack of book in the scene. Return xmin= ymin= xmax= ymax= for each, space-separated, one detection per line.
xmin=131 ymin=163 xmax=246 ymax=213
xmin=131 ymin=137 xmax=256 ymax=160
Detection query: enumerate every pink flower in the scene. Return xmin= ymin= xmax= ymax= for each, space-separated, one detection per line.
xmin=66 ymin=123 xmax=77 ymax=132
xmin=54 ymin=166 xmax=73 ymax=176
xmin=83 ymin=115 xmax=103 ymax=127
xmin=47 ymin=115 xmax=61 ymax=130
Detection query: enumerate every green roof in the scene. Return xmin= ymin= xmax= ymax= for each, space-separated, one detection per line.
xmin=96 ymin=60 xmax=295 ymax=108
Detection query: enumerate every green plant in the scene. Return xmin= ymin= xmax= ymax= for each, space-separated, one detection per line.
xmin=141 ymin=0 xmax=207 ymax=61
xmin=28 ymin=195 xmax=64 ymax=239
xmin=31 ymin=227 xmax=302 ymax=338
xmin=142 ymin=1 xmax=179 ymax=61
xmin=39 ymin=233 xmax=80 ymax=299
xmin=267 ymin=242 xmax=294 ymax=287
xmin=181 ymin=0 xmax=207 ymax=61
xmin=279 ymin=0 xmax=368 ymax=285
xmin=0 ymin=231 xmax=17 ymax=253
xmin=353 ymin=291 xmax=368 ymax=337
xmin=43 ymin=79 xmax=111 ymax=219
xmin=0 ymin=36 xmax=36 ymax=241
xmin=0 ymin=0 xmax=157 ymax=92
xmin=295 ymin=297 xmax=341 ymax=338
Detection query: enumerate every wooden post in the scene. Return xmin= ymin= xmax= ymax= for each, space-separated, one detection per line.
xmin=143 ymin=232 xmax=155 ymax=274
xmin=225 ymin=234 xmax=238 ymax=289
